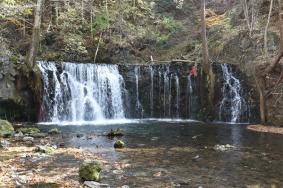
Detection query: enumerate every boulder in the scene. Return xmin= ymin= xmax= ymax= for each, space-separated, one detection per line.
xmin=107 ymin=128 xmax=124 ymax=137
xmin=114 ymin=140 xmax=125 ymax=149
xmin=79 ymin=161 xmax=102 ymax=181
xmin=83 ymin=181 xmax=110 ymax=188
xmin=0 ymin=119 xmax=14 ymax=137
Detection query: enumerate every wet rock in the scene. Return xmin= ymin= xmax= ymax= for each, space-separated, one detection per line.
xmin=0 ymin=119 xmax=14 ymax=137
xmin=107 ymin=128 xmax=124 ymax=137
xmin=22 ymin=136 xmax=34 ymax=144
xmin=17 ymin=128 xmax=40 ymax=136
xmin=83 ymin=181 xmax=110 ymax=188
xmin=77 ymin=133 xmax=84 ymax=138
xmin=213 ymin=144 xmax=235 ymax=152
xmin=34 ymin=145 xmax=56 ymax=154
xmin=13 ymin=131 xmax=24 ymax=140
xmin=0 ymin=139 xmax=10 ymax=148
xmin=121 ymin=185 xmax=130 ymax=188
xmin=48 ymin=128 xmax=61 ymax=135
xmin=79 ymin=160 xmax=102 ymax=181
xmin=32 ymin=133 xmax=48 ymax=138
xmin=114 ymin=140 xmax=125 ymax=149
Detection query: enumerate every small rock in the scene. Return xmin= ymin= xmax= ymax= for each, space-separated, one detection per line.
xmin=22 ymin=136 xmax=34 ymax=143
xmin=121 ymin=185 xmax=130 ymax=188
xmin=77 ymin=133 xmax=84 ymax=138
xmin=79 ymin=160 xmax=102 ymax=181
xmin=107 ymin=128 xmax=124 ymax=137
xmin=83 ymin=181 xmax=110 ymax=188
xmin=48 ymin=128 xmax=61 ymax=135
xmin=34 ymin=145 xmax=56 ymax=154
xmin=213 ymin=144 xmax=235 ymax=152
xmin=0 ymin=139 xmax=10 ymax=148
xmin=14 ymin=131 xmax=24 ymax=140
xmin=114 ymin=140 xmax=125 ymax=149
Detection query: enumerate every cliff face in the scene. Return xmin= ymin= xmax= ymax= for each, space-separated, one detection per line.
xmin=0 ymin=61 xmax=38 ymax=121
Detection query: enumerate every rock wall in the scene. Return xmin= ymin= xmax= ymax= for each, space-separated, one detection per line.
xmin=0 ymin=62 xmax=39 ymax=121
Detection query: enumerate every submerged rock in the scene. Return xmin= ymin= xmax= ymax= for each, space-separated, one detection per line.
xmin=213 ymin=144 xmax=235 ymax=152
xmin=107 ymin=128 xmax=124 ymax=137
xmin=114 ymin=140 xmax=125 ymax=149
xmin=79 ymin=161 xmax=102 ymax=181
xmin=48 ymin=128 xmax=61 ymax=135
xmin=83 ymin=181 xmax=110 ymax=188
xmin=0 ymin=119 xmax=14 ymax=137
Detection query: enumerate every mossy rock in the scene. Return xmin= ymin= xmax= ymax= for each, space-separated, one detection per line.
xmin=34 ymin=145 xmax=56 ymax=154
xmin=17 ymin=127 xmax=40 ymax=136
xmin=48 ymin=128 xmax=61 ymax=135
xmin=79 ymin=161 xmax=102 ymax=181
xmin=107 ymin=128 xmax=124 ymax=137
xmin=114 ymin=140 xmax=125 ymax=149
xmin=0 ymin=119 xmax=14 ymax=137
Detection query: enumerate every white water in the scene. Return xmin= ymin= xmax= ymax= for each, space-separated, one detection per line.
xmin=150 ymin=66 xmax=154 ymax=117
xmin=134 ymin=66 xmax=144 ymax=118
xmin=38 ymin=61 xmax=125 ymax=122
xmin=219 ymin=64 xmax=247 ymax=123
xmin=175 ymin=74 xmax=180 ymax=118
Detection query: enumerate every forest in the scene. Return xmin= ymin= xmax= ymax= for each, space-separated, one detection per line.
xmin=0 ymin=0 xmax=283 ymax=187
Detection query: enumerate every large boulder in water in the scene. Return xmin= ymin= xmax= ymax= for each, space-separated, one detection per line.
xmin=0 ymin=119 xmax=14 ymax=137
xmin=79 ymin=161 xmax=102 ymax=181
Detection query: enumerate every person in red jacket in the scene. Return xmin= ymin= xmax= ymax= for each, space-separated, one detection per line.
xmin=191 ymin=64 xmax=198 ymax=77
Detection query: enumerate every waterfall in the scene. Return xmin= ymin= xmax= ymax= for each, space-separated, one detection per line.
xmin=38 ymin=61 xmax=125 ymax=122
xmin=134 ymin=66 xmax=144 ymax=118
xmin=150 ymin=66 xmax=154 ymax=117
xmin=219 ymin=64 xmax=247 ymax=123
xmin=163 ymin=65 xmax=170 ymax=117
xmin=175 ymin=74 xmax=180 ymax=118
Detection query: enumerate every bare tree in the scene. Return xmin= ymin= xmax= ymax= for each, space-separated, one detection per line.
xmin=264 ymin=0 xmax=274 ymax=57
xmin=241 ymin=0 xmax=257 ymax=36
xmin=201 ymin=0 xmax=209 ymax=74
xmin=26 ymin=0 xmax=45 ymax=68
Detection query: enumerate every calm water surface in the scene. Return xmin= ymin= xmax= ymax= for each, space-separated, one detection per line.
xmin=39 ymin=120 xmax=283 ymax=187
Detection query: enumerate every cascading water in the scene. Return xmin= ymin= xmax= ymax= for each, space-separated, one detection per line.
xmin=134 ymin=66 xmax=144 ymax=117
xmin=150 ymin=66 xmax=154 ymax=117
xmin=218 ymin=64 xmax=248 ymax=123
xmin=38 ymin=61 xmax=255 ymax=124
xmin=175 ymin=74 xmax=180 ymax=118
xmin=163 ymin=65 xmax=170 ymax=117
xmin=38 ymin=61 xmax=125 ymax=122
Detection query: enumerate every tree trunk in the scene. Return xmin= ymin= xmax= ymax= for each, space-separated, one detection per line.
xmin=26 ymin=0 xmax=45 ymax=68
xmin=265 ymin=0 xmax=283 ymax=74
xmin=264 ymin=0 xmax=273 ymax=57
xmin=201 ymin=0 xmax=209 ymax=74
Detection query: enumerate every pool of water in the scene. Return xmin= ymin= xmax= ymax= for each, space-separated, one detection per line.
xmin=39 ymin=120 xmax=283 ymax=187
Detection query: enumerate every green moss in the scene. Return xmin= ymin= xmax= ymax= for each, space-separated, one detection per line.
xmin=34 ymin=145 xmax=56 ymax=155
xmin=107 ymin=128 xmax=124 ymax=137
xmin=114 ymin=140 xmax=125 ymax=148
xmin=48 ymin=128 xmax=61 ymax=135
xmin=0 ymin=119 xmax=14 ymax=137
xmin=17 ymin=127 xmax=40 ymax=136
xmin=79 ymin=161 xmax=102 ymax=181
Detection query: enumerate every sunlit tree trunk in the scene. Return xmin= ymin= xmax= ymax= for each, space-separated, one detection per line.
xmin=26 ymin=0 xmax=45 ymax=68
